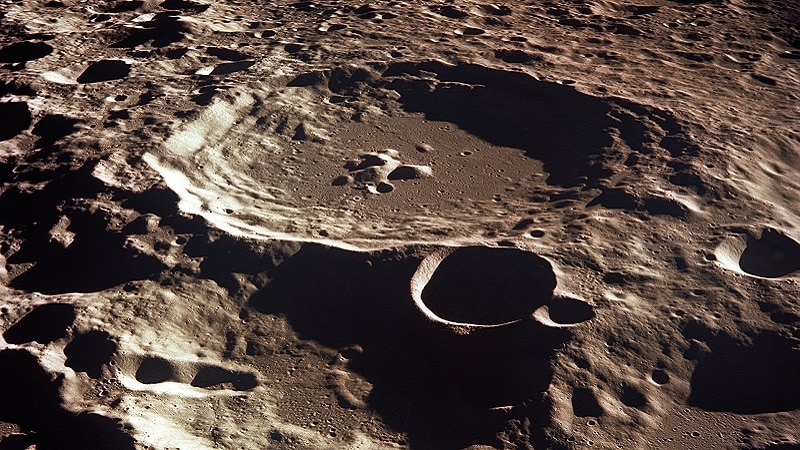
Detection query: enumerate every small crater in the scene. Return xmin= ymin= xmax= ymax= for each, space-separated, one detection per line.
xmin=432 ymin=5 xmax=467 ymax=19
xmin=3 ymin=303 xmax=76 ymax=345
xmin=0 ymin=102 xmax=32 ymax=141
xmin=546 ymin=297 xmax=595 ymax=325
xmin=287 ymin=71 xmax=326 ymax=87
xmin=651 ymin=369 xmax=670 ymax=385
xmin=109 ymin=1 xmax=144 ymax=13
xmin=610 ymin=24 xmax=641 ymax=36
xmin=588 ymin=188 xmax=687 ymax=217
xmin=387 ymin=165 xmax=432 ymax=180
xmin=716 ymin=229 xmax=800 ymax=278
xmin=160 ymin=0 xmax=209 ymax=12
xmin=751 ymin=74 xmax=777 ymax=86
xmin=205 ymin=47 xmax=251 ymax=61
xmin=331 ymin=175 xmax=352 ymax=186
xmin=495 ymin=49 xmax=537 ymax=63
xmin=135 ymin=357 xmax=175 ymax=384
xmin=202 ymin=60 xmax=256 ymax=76
xmin=375 ymin=182 xmax=394 ymax=193
xmin=463 ymin=27 xmax=485 ymax=36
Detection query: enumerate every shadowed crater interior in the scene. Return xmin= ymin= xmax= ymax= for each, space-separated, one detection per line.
xmin=379 ymin=62 xmax=678 ymax=187
xmin=135 ymin=357 xmax=175 ymax=384
xmin=687 ymin=331 xmax=800 ymax=414
xmin=77 ymin=60 xmax=130 ymax=84
xmin=420 ymin=247 xmax=556 ymax=325
xmin=0 ymin=41 xmax=53 ymax=63
xmin=739 ymin=229 xmax=800 ymax=278
xmin=0 ymin=349 xmax=135 ymax=449
xmin=0 ymin=101 xmax=32 ymax=141
xmin=191 ymin=366 xmax=258 ymax=391
xmin=3 ymin=303 xmax=76 ymax=344
xmin=64 ymin=330 xmax=117 ymax=379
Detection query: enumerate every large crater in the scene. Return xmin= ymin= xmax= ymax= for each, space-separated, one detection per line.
xmin=143 ymin=61 xmax=692 ymax=247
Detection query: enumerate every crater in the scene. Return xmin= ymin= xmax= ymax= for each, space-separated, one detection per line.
xmin=77 ymin=60 xmax=130 ymax=84
xmin=64 ymin=330 xmax=117 ymax=379
xmin=0 ymin=102 xmax=32 ymax=141
xmin=3 ymin=303 xmax=76 ymax=345
xmin=687 ymin=331 xmax=800 ymax=414
xmin=135 ymin=357 xmax=175 ymax=384
xmin=146 ymin=61 xmax=696 ymax=246
xmin=382 ymin=62 xmax=621 ymax=187
xmin=191 ymin=366 xmax=258 ymax=391
xmin=413 ymin=246 xmax=556 ymax=329
xmin=715 ymin=228 xmax=800 ymax=278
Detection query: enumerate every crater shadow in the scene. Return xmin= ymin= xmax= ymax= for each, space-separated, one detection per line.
xmin=3 ymin=303 xmax=76 ymax=345
xmin=739 ymin=229 xmax=800 ymax=278
xmin=249 ymin=244 xmax=572 ymax=449
xmin=0 ymin=349 xmax=134 ymax=449
xmin=77 ymin=60 xmax=130 ymax=84
xmin=64 ymin=330 xmax=117 ymax=379
xmin=381 ymin=62 xmax=650 ymax=187
xmin=0 ymin=41 xmax=53 ymax=63
xmin=0 ymin=102 xmax=32 ymax=141
xmin=191 ymin=366 xmax=257 ymax=391
xmin=420 ymin=246 xmax=555 ymax=325
xmin=687 ymin=331 xmax=800 ymax=414
xmin=109 ymin=12 xmax=188 ymax=48
xmin=135 ymin=357 xmax=175 ymax=384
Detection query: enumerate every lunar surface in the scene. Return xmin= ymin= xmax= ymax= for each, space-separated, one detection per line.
xmin=1 ymin=0 xmax=799 ymax=448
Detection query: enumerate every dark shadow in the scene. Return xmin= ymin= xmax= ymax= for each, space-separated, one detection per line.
xmin=687 ymin=331 xmax=800 ymax=414
xmin=2 ymin=303 xmax=75 ymax=344
xmin=0 ymin=162 xmax=209 ymax=294
xmin=620 ymin=385 xmax=647 ymax=408
xmin=108 ymin=1 xmax=144 ymax=13
xmin=739 ymin=229 xmax=800 ymax=278
xmin=183 ymin=234 xmax=297 ymax=293
xmin=571 ymin=387 xmax=604 ymax=417
xmin=135 ymin=357 xmax=175 ymax=384
xmin=77 ymin=60 xmax=130 ymax=84
xmin=0 ymin=102 xmax=31 ymax=141
xmin=209 ymin=60 xmax=255 ymax=75
xmin=421 ymin=247 xmax=555 ymax=325
xmin=191 ymin=366 xmax=258 ymax=391
xmin=30 ymin=114 xmax=81 ymax=159
xmin=249 ymin=244 xmax=572 ymax=449
xmin=0 ymin=349 xmax=135 ymax=449
xmin=548 ymin=297 xmax=595 ymax=325
xmin=7 ymin=207 xmax=166 ymax=294
xmin=110 ymin=12 xmax=188 ymax=48
xmin=587 ymin=188 xmax=688 ymax=218
xmin=0 ymin=41 xmax=52 ymax=63
xmin=206 ymin=47 xmax=251 ymax=61
xmin=161 ymin=0 xmax=209 ymax=12
xmin=380 ymin=62 xmax=621 ymax=187
xmin=64 ymin=330 xmax=117 ymax=379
